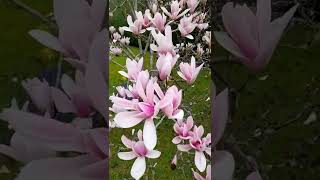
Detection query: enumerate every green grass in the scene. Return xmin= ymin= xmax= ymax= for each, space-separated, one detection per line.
xmin=109 ymin=47 xmax=212 ymax=179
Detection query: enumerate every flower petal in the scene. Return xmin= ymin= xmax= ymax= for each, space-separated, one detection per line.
xmin=143 ymin=119 xmax=157 ymax=150
xmin=131 ymin=157 xmax=146 ymax=180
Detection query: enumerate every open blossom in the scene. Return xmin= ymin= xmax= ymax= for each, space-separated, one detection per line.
xmin=155 ymin=85 xmax=184 ymax=120
xmin=120 ymin=37 xmax=130 ymax=46
xmin=156 ymin=53 xmax=179 ymax=80
xmin=193 ymin=165 xmax=211 ymax=180
xmin=111 ymin=75 xmax=160 ymax=150
xmin=178 ymin=16 xmax=197 ymax=39
xmin=148 ymin=12 xmax=167 ymax=32
xmin=118 ymin=58 xmax=144 ymax=81
xmin=136 ymin=10 xmax=152 ymax=28
xmin=122 ymin=14 xmax=146 ymax=35
xmin=51 ymin=73 xmax=93 ymax=118
xmin=178 ymin=125 xmax=211 ymax=172
xmin=172 ymin=116 xmax=193 ymax=144
xmin=151 ymin=26 xmax=176 ymax=56
xmin=118 ymin=130 xmax=161 ymax=180
xmin=161 ymin=0 xmax=189 ymax=20
xmin=29 ymin=0 xmax=106 ymax=68
xmin=178 ymin=56 xmax=204 ymax=84
xmin=187 ymin=0 xmax=199 ymax=13
xmin=110 ymin=47 xmax=122 ymax=55
xmin=214 ymin=0 xmax=298 ymax=71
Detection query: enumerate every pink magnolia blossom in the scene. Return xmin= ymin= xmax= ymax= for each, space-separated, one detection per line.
xmin=155 ymin=85 xmax=184 ymax=120
xmin=118 ymin=58 xmax=144 ymax=81
xmin=156 ymin=53 xmax=179 ymax=80
xmin=0 ymin=108 xmax=107 ymax=180
xmin=151 ymin=26 xmax=176 ymax=56
xmin=111 ymin=76 xmax=160 ymax=150
xmin=171 ymin=153 xmax=178 ymax=167
xmin=136 ymin=10 xmax=152 ymax=28
xmin=51 ymin=73 xmax=93 ymax=118
xmin=22 ymin=78 xmax=52 ymax=113
xmin=172 ymin=116 xmax=193 ymax=144
xmin=214 ymin=0 xmax=298 ymax=71
xmin=161 ymin=0 xmax=189 ymax=20
xmin=122 ymin=14 xmax=146 ymax=35
xmin=118 ymin=130 xmax=161 ymax=179
xmin=148 ymin=12 xmax=167 ymax=32
xmin=29 ymin=0 xmax=106 ymax=68
xmin=187 ymin=0 xmax=199 ymax=13
xmin=193 ymin=165 xmax=211 ymax=180
xmin=112 ymin=32 xmax=121 ymax=42
xmin=177 ymin=56 xmax=204 ymax=84
xmin=120 ymin=37 xmax=130 ymax=46
xmin=178 ymin=125 xmax=211 ymax=172
xmin=178 ymin=16 xmax=197 ymax=39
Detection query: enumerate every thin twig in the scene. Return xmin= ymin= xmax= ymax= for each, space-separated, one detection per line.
xmin=12 ymin=0 xmax=57 ymax=30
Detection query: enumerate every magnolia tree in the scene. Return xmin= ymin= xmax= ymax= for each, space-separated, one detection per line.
xmin=0 ymin=0 xmax=108 ymax=179
xmin=109 ymin=0 xmax=212 ymax=179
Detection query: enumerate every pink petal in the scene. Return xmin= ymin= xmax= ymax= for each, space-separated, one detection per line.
xmin=114 ymin=111 xmax=144 ymax=128
xmin=118 ymin=151 xmax=137 ymax=160
xmin=131 ymin=157 xmax=146 ymax=180
xmin=212 ymin=89 xmax=229 ymax=146
xmin=177 ymin=144 xmax=192 ymax=152
xmin=145 ymin=150 xmax=161 ymax=159
xmin=213 ymin=150 xmax=235 ymax=180
xmin=51 ymin=87 xmax=76 ymax=113
xmin=143 ymin=119 xmax=157 ymax=150
xmin=195 ymin=151 xmax=206 ymax=172
xmin=29 ymin=30 xmax=66 ymax=53
xmin=121 ymin=135 xmax=134 ymax=148
xmin=172 ymin=136 xmax=182 ymax=144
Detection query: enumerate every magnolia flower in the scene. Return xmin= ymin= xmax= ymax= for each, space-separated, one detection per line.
xmin=214 ymin=0 xmax=298 ymax=71
xmin=178 ymin=125 xmax=211 ymax=172
xmin=178 ymin=56 xmax=204 ymax=84
xmin=171 ymin=153 xmax=178 ymax=168
xmin=178 ymin=16 xmax=197 ymax=39
xmin=112 ymin=32 xmax=121 ymax=42
xmin=136 ymin=10 xmax=152 ymax=28
xmin=116 ymin=86 xmax=127 ymax=97
xmin=110 ymin=47 xmax=123 ymax=55
xmin=161 ymin=0 xmax=189 ymax=20
xmin=193 ymin=165 xmax=211 ymax=180
xmin=120 ymin=37 xmax=130 ymax=46
xmin=122 ymin=15 xmax=146 ymax=35
xmin=151 ymin=26 xmax=176 ymax=56
xmin=22 ymin=78 xmax=52 ymax=113
xmin=0 ymin=109 xmax=107 ymax=180
xmin=187 ymin=0 xmax=199 ymax=13
xmin=156 ymin=53 xmax=179 ymax=80
xmin=148 ymin=12 xmax=167 ymax=32
xmin=29 ymin=0 xmax=106 ymax=68
xmin=111 ymin=76 xmax=160 ymax=150
xmin=118 ymin=58 xmax=144 ymax=81
xmin=118 ymin=130 xmax=161 ymax=179
xmin=51 ymin=73 xmax=93 ymax=118
xmin=155 ymin=85 xmax=184 ymax=120
xmin=172 ymin=116 xmax=193 ymax=144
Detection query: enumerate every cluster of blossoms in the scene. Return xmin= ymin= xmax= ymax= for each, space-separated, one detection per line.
xmin=109 ymin=26 xmax=130 ymax=56
xmin=0 ymin=0 xmax=108 ymax=179
xmin=109 ymin=0 xmax=211 ymax=179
